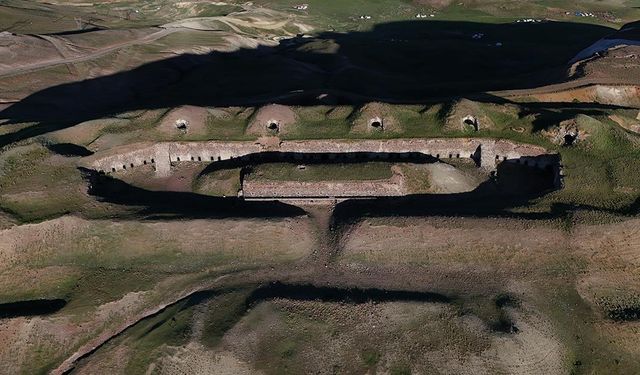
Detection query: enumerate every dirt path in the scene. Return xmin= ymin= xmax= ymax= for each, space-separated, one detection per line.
xmin=0 ymin=27 xmax=178 ymax=78
xmin=299 ymin=203 xmax=338 ymax=264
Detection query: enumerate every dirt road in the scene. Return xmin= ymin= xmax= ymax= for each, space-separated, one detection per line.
xmin=0 ymin=27 xmax=178 ymax=78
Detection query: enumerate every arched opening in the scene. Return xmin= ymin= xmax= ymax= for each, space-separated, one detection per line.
xmin=369 ymin=117 xmax=383 ymax=130
xmin=563 ymin=133 xmax=577 ymax=146
xmin=175 ymin=119 xmax=189 ymax=131
xmin=462 ymin=115 xmax=479 ymax=131
xmin=266 ymin=121 xmax=279 ymax=132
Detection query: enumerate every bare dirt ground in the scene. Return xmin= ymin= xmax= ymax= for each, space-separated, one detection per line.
xmin=609 ymin=114 xmax=640 ymax=134
xmin=156 ymin=344 xmax=258 ymax=375
xmin=419 ymin=162 xmax=483 ymax=193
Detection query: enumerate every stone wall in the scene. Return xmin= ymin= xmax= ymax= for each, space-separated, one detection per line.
xmin=243 ymin=176 xmax=405 ymax=199
xmin=81 ymin=138 xmax=556 ymax=178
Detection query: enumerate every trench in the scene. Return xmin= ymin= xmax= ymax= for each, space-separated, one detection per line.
xmin=61 ymin=282 xmax=454 ymax=374
xmin=245 ymin=281 xmax=451 ymax=305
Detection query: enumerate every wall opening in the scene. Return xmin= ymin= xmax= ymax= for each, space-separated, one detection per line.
xmin=462 ymin=115 xmax=479 ymax=131
xmin=266 ymin=120 xmax=280 ymax=133
xmin=563 ymin=133 xmax=577 ymax=146
xmin=175 ymin=119 xmax=189 ymax=131
xmin=369 ymin=117 xmax=383 ymax=131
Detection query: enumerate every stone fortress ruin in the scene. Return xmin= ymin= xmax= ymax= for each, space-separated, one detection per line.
xmin=82 ymin=137 xmax=563 ymax=200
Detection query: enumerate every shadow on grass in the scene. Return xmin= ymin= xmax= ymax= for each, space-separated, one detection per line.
xmin=0 ymin=299 xmax=67 ymax=319
xmin=80 ymin=167 xmax=305 ymax=219
xmin=0 ymin=20 xmax=618 ymax=147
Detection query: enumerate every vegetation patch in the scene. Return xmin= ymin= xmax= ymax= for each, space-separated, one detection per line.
xmin=247 ymin=162 xmax=395 ymax=182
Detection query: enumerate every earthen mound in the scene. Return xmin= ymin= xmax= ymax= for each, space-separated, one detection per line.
xmin=350 ymin=102 xmax=400 ymax=134
xmin=158 ymin=105 xmax=208 ymax=136
xmin=445 ymin=99 xmax=494 ymax=132
xmin=246 ymin=104 xmax=297 ymax=136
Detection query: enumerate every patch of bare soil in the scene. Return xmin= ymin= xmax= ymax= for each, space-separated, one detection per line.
xmin=571 ymin=45 xmax=640 ymax=84
xmin=246 ymin=104 xmax=297 ymax=136
xmin=72 ymin=345 xmax=132 ymax=375
xmin=217 ymin=295 xmax=564 ymax=374
xmin=610 ymin=114 xmax=640 ymax=134
xmin=575 ymin=272 xmax=640 ymax=358
xmin=0 ymin=33 xmax=73 ymax=72
xmin=421 ymin=162 xmax=485 ymax=193
xmin=572 ymin=218 xmax=640 ymax=269
xmin=528 ymin=85 xmax=640 ymax=107
xmin=87 ymin=132 xmax=137 ymax=151
xmin=413 ymin=0 xmax=453 ymax=8
xmin=0 ymin=28 xmax=161 ymax=75
xmin=340 ymin=217 xmax=567 ymax=278
xmin=157 ymin=344 xmax=258 ymax=375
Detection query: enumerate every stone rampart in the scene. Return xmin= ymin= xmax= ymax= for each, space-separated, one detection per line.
xmin=80 ymin=138 xmax=555 ymax=178
xmin=243 ymin=178 xmax=405 ymax=199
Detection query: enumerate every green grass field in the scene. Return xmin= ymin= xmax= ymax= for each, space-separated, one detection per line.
xmin=247 ymin=162 xmax=395 ymax=182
